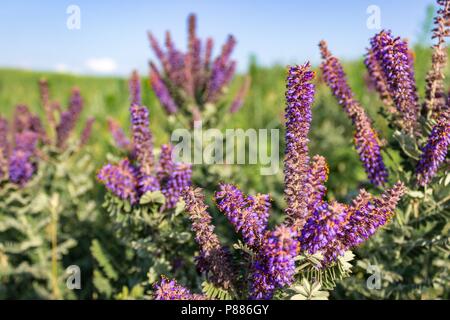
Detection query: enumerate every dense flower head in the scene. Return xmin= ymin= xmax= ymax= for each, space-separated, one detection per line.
xmin=154 ymin=277 xmax=206 ymax=300
xmin=8 ymin=150 xmax=35 ymax=186
xmin=182 ymin=187 xmax=234 ymax=289
xmin=56 ymin=88 xmax=84 ymax=148
xmin=424 ymin=0 xmax=450 ymax=118
xmin=299 ymin=201 xmax=348 ymax=255
xmin=215 ymin=183 xmax=269 ymax=247
xmin=250 ymin=226 xmax=299 ymax=299
xmin=97 ymin=159 xmax=139 ymax=204
xmin=415 ymin=111 xmax=449 ymax=185
xmin=130 ymin=105 xmax=154 ymax=175
xmin=320 ymin=41 xmax=388 ymax=186
xmin=148 ymin=14 xmax=239 ymax=121
xmin=284 ymin=63 xmax=315 ymax=229
xmin=369 ymin=30 xmax=420 ymax=134
xmin=157 ymin=145 xmax=192 ymax=208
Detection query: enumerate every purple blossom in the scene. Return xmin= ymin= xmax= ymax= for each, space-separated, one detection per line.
xmin=299 ymin=201 xmax=348 ymax=255
xmin=415 ymin=111 xmax=450 ymax=186
xmin=8 ymin=150 xmax=35 ymax=186
xmin=129 ymin=70 xmax=141 ymax=106
xmin=0 ymin=117 xmax=9 ymax=179
xmin=230 ymin=76 xmax=251 ymax=113
xmin=424 ymin=0 xmax=450 ymax=118
xmin=80 ymin=117 xmax=95 ymax=146
xmin=215 ymin=183 xmax=268 ymax=247
xmin=319 ymin=41 xmax=388 ymax=186
xmin=97 ymin=159 xmax=139 ymax=204
xmin=107 ymin=118 xmax=132 ymax=152
xmin=56 ymin=88 xmax=83 ymax=148
xmin=182 ymin=187 xmax=234 ymax=289
xmin=250 ymin=226 xmax=299 ymax=300
xmin=154 ymin=277 xmax=206 ymax=300
xmin=130 ymin=105 xmax=154 ymax=175
xmin=149 ymin=63 xmax=178 ymax=114
xmin=306 ymin=155 xmax=329 ymax=213
xmin=157 ymin=145 xmax=192 ymax=209
xmin=284 ymin=63 xmax=315 ymax=230
xmin=369 ymin=30 xmax=420 ymax=134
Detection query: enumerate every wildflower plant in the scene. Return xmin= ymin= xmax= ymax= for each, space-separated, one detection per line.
xmin=321 ymin=0 xmax=450 ymax=299
xmin=0 ymin=80 xmax=96 ymax=299
xmin=153 ymin=63 xmax=405 ymax=300
xmin=95 ymin=72 xmax=197 ymax=298
xmin=148 ymin=13 xmax=250 ymax=129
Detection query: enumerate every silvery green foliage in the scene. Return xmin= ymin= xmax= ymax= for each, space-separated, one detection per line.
xmin=0 ymin=145 xmax=97 ymax=299
xmin=92 ymin=189 xmax=198 ymax=299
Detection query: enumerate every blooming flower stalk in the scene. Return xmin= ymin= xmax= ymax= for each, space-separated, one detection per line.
xmin=320 ymin=41 xmax=388 ymax=186
xmin=230 ymin=76 xmax=251 ymax=113
xmin=80 ymin=117 xmax=95 ymax=147
xmin=215 ymin=183 xmax=269 ymax=247
xmin=129 ymin=70 xmax=142 ymax=107
xmin=130 ymin=105 xmax=154 ymax=175
xmin=424 ymin=0 xmax=450 ymax=118
xmin=56 ymin=88 xmax=83 ymax=148
xmin=97 ymin=159 xmax=140 ymax=204
xmin=250 ymin=226 xmax=299 ymax=299
xmin=284 ymin=63 xmax=315 ymax=229
xmin=107 ymin=118 xmax=132 ymax=152
xmin=415 ymin=110 xmax=450 ymax=186
xmin=182 ymin=187 xmax=234 ymax=289
xmin=148 ymin=14 xmax=240 ymax=122
xmin=306 ymin=155 xmax=329 ymax=213
xmin=369 ymin=30 xmax=420 ymax=134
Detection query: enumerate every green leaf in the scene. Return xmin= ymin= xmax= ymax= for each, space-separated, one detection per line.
xmin=139 ymin=191 xmax=166 ymax=206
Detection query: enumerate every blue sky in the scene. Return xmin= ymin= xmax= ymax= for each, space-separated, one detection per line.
xmin=0 ymin=0 xmax=435 ymax=75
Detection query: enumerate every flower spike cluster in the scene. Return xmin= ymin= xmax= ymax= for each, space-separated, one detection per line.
xmin=319 ymin=41 xmax=388 ymax=186
xmin=148 ymin=14 xmax=243 ymax=123
xmin=156 ymin=63 xmax=406 ymax=300
xmin=98 ymin=73 xmax=192 ymax=208
xmin=1 ymin=83 xmax=92 ymax=188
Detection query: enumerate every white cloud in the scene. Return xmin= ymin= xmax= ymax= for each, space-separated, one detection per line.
xmin=85 ymin=57 xmax=118 ymax=73
xmin=54 ymin=63 xmax=69 ymax=72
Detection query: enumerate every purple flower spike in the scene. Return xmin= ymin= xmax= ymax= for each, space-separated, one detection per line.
xmin=8 ymin=150 xmax=35 ymax=186
xmin=416 ymin=111 xmax=450 ymax=186
xmin=320 ymin=41 xmax=388 ymax=186
xmin=97 ymin=159 xmax=139 ymax=204
xmin=250 ymin=225 xmax=299 ymax=300
xmin=215 ymin=183 xmax=268 ymax=247
xmin=370 ymin=31 xmax=420 ymax=134
xmin=284 ymin=63 xmax=315 ymax=230
xmin=306 ymin=155 xmax=329 ymax=213
xmin=130 ymin=105 xmax=154 ymax=175
xmin=150 ymin=63 xmax=178 ymax=114
xmin=182 ymin=187 xmax=234 ymax=289
xmin=56 ymin=88 xmax=83 ymax=148
xmin=107 ymin=118 xmax=132 ymax=152
xmin=154 ymin=277 xmax=206 ymax=300
xmin=129 ymin=70 xmax=141 ymax=107
xmin=80 ymin=117 xmax=95 ymax=146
